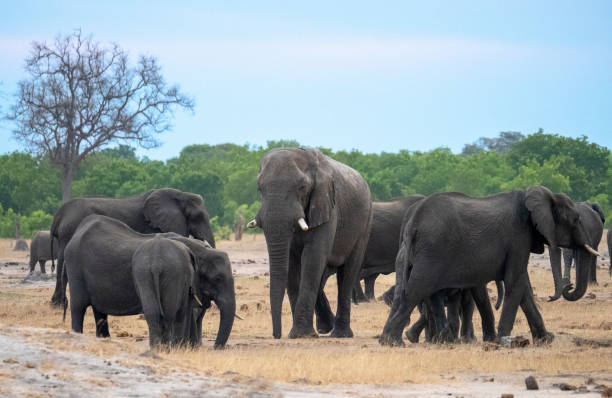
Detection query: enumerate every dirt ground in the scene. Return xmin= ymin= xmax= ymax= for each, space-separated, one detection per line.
xmin=1 ymin=234 xmax=611 ymax=397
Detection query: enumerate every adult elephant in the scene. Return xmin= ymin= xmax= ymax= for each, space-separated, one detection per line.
xmin=29 ymin=231 xmax=59 ymax=274
xmin=249 ymin=148 xmax=372 ymax=339
xmin=380 ymin=186 xmax=599 ymax=347
xmin=65 ymin=215 xmax=234 ymax=349
xmin=50 ymin=188 xmax=215 ymax=306
xmin=352 ymin=195 xmax=426 ymax=303
xmin=562 ymin=202 xmax=605 ymax=284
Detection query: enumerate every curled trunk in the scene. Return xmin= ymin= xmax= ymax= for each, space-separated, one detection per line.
xmin=213 ymin=290 xmax=236 ymax=348
xmin=562 ymin=248 xmax=592 ymax=301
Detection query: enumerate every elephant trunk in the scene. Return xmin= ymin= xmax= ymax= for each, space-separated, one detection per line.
xmin=562 ymin=247 xmax=592 ymax=301
xmin=265 ymin=233 xmax=291 ymax=339
xmin=213 ymin=289 xmax=236 ymax=349
xmin=548 ymin=245 xmax=571 ymax=301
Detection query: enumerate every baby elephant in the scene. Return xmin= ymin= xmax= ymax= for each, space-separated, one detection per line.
xmin=65 ymin=215 xmax=235 ymax=349
xmin=29 ymin=231 xmax=59 ymax=274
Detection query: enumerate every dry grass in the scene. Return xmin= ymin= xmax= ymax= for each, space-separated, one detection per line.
xmin=1 ymin=236 xmax=611 ymax=385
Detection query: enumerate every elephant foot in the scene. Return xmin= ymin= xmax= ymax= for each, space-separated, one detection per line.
xmin=460 ymin=334 xmax=476 ymax=344
xmin=405 ymin=329 xmax=420 ymax=344
xmin=288 ymin=326 xmax=318 ymax=339
xmin=316 ymin=318 xmax=334 ymax=334
xmin=379 ymin=333 xmax=405 ymax=347
xmin=330 ymin=326 xmax=354 ymax=338
xmin=533 ymin=332 xmax=554 ymax=346
xmin=482 ymin=333 xmax=497 ymax=342
xmin=50 ymin=293 xmax=66 ymax=308
xmin=95 ymin=319 xmax=110 ymax=338
xmin=382 ymin=291 xmax=394 ymax=307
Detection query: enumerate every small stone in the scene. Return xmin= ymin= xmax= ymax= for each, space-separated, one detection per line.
xmin=500 ymin=394 xmax=514 ymax=398
xmin=557 ymin=383 xmax=576 ymax=391
xmin=482 ymin=342 xmax=500 ymax=351
xmin=525 ymin=375 xmax=539 ymax=390
xmin=116 ymin=331 xmax=130 ymax=337
xmin=500 ymin=335 xmax=530 ymax=348
xmin=586 ymin=292 xmax=596 ymax=299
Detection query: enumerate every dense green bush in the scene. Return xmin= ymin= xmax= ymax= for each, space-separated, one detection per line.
xmin=0 ymin=131 xmax=610 ymax=239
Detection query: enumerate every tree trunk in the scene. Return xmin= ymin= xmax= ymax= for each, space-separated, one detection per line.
xmin=61 ymin=165 xmax=75 ymax=202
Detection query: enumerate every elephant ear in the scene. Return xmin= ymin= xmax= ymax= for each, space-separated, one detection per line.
xmin=143 ymin=189 xmax=188 ymax=235
xmin=307 ymin=163 xmax=336 ymax=229
xmin=589 ymin=202 xmax=606 ymax=224
xmin=525 ymin=186 xmax=557 ymax=249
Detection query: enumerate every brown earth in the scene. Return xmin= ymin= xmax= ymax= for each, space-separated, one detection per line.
xmin=0 ymin=234 xmax=611 ymax=397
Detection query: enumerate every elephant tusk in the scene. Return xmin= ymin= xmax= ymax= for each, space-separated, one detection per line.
xmin=234 ymin=313 xmax=244 ymax=320
xmin=298 ymin=218 xmax=309 ymax=231
xmin=584 ymin=244 xmax=600 ymax=257
xmin=246 ymin=219 xmax=257 ymax=228
xmin=192 ymin=293 xmax=203 ymax=307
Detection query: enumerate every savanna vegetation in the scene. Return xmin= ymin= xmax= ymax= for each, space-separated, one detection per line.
xmin=1 ymin=129 xmax=610 ymax=240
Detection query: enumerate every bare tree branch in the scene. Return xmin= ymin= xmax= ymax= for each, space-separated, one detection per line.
xmin=7 ymin=30 xmax=194 ymax=201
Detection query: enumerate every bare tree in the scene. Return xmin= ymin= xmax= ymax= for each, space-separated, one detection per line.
xmin=7 ymin=30 xmax=194 ymax=201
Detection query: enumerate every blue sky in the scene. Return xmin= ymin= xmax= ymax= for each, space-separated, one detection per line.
xmin=1 ymin=1 xmax=611 ymax=160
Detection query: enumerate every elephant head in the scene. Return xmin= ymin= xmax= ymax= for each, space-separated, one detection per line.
xmin=171 ymin=237 xmax=235 ymax=348
xmin=524 ymin=186 xmax=598 ymax=301
xmin=254 ymin=148 xmax=335 ymax=338
xmin=144 ymin=188 xmax=215 ymax=247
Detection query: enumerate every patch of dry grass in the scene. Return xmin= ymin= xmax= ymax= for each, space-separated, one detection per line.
xmin=1 ymin=237 xmax=611 ymax=385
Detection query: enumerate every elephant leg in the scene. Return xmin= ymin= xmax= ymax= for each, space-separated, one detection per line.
xmin=364 ymin=274 xmax=378 ymax=301
xmin=29 ymin=258 xmax=36 ymax=273
xmin=331 ymin=235 xmax=368 ymax=338
xmin=287 ymin=248 xmax=301 ymax=315
xmin=471 ymin=284 xmax=496 ymax=342
xmin=430 ymin=291 xmax=452 ymax=343
xmin=352 ymin=280 xmax=367 ymax=304
xmin=380 ymin=247 xmax=430 ymax=346
xmin=589 ymin=255 xmax=598 ymax=285
xmin=51 ymin=245 xmax=67 ymax=307
xmin=459 ymin=290 xmax=475 ymax=343
xmin=39 ymin=260 xmax=46 ymax=274
xmin=443 ymin=291 xmax=461 ymax=343
xmin=51 ymin=260 xmax=55 ymax=274
xmin=497 ymin=270 xmax=529 ymax=339
xmin=382 ymin=285 xmax=395 ymax=307
xmin=315 ymin=267 xmax=335 ymax=334
xmin=289 ymin=229 xmax=330 ymax=339
xmin=519 ymin=277 xmax=553 ymax=344
xmin=92 ymin=307 xmax=110 ymax=338
xmin=423 ymin=301 xmax=436 ymax=343
xmin=70 ymin=299 xmax=88 ymax=334
xmin=405 ymin=304 xmax=426 ymax=343
xmin=562 ymin=248 xmax=573 ymax=281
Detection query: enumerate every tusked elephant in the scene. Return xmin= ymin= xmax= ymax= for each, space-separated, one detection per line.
xmin=29 ymin=231 xmax=58 ymax=274
xmin=249 ymin=148 xmax=372 ymax=339
xmin=561 ymin=202 xmax=605 ymax=284
xmin=352 ymin=195 xmax=426 ymax=303
xmin=380 ymin=186 xmax=600 ymax=347
xmin=64 ymin=215 xmax=235 ymax=349
xmin=50 ymin=188 xmax=215 ymax=307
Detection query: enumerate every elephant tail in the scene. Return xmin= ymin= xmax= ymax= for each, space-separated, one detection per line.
xmin=152 ymin=270 xmax=165 ymax=319
xmin=62 ymin=263 xmax=68 ymax=322
xmin=494 ymin=280 xmax=504 ymax=310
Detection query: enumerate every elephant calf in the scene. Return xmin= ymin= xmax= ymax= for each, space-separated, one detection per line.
xmin=29 ymin=231 xmax=59 ymax=274
xmin=65 ymin=215 xmax=235 ymax=349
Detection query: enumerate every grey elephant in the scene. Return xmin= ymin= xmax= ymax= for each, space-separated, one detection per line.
xmin=29 ymin=231 xmax=59 ymax=274
xmin=64 ymin=215 xmax=235 ymax=349
xmin=249 ymin=148 xmax=372 ymax=339
xmin=352 ymin=196 xmax=426 ymax=303
xmin=50 ymin=188 xmax=215 ymax=307
xmin=380 ymin=186 xmax=599 ymax=347
xmin=561 ymin=202 xmax=605 ymax=284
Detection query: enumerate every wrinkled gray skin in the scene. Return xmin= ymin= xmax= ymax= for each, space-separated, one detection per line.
xmin=380 ymin=187 xmax=595 ymax=347
xmin=351 ymin=196 xmax=426 ymax=303
xmin=608 ymin=229 xmax=612 ymax=276
xmin=561 ymin=202 xmax=605 ymax=285
xmin=29 ymin=231 xmax=58 ymax=274
xmin=65 ymin=215 xmax=234 ymax=349
xmin=256 ymin=148 xmax=372 ymax=339
xmin=50 ymin=188 xmax=215 ymax=307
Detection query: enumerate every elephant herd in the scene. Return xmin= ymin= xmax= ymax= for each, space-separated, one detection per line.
xmin=38 ymin=147 xmax=609 ymax=350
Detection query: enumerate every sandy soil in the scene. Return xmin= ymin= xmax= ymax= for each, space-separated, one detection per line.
xmin=0 ymin=234 xmax=611 ymax=397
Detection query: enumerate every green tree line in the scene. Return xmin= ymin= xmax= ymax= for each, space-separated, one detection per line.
xmin=1 ymin=130 xmax=611 ymax=240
